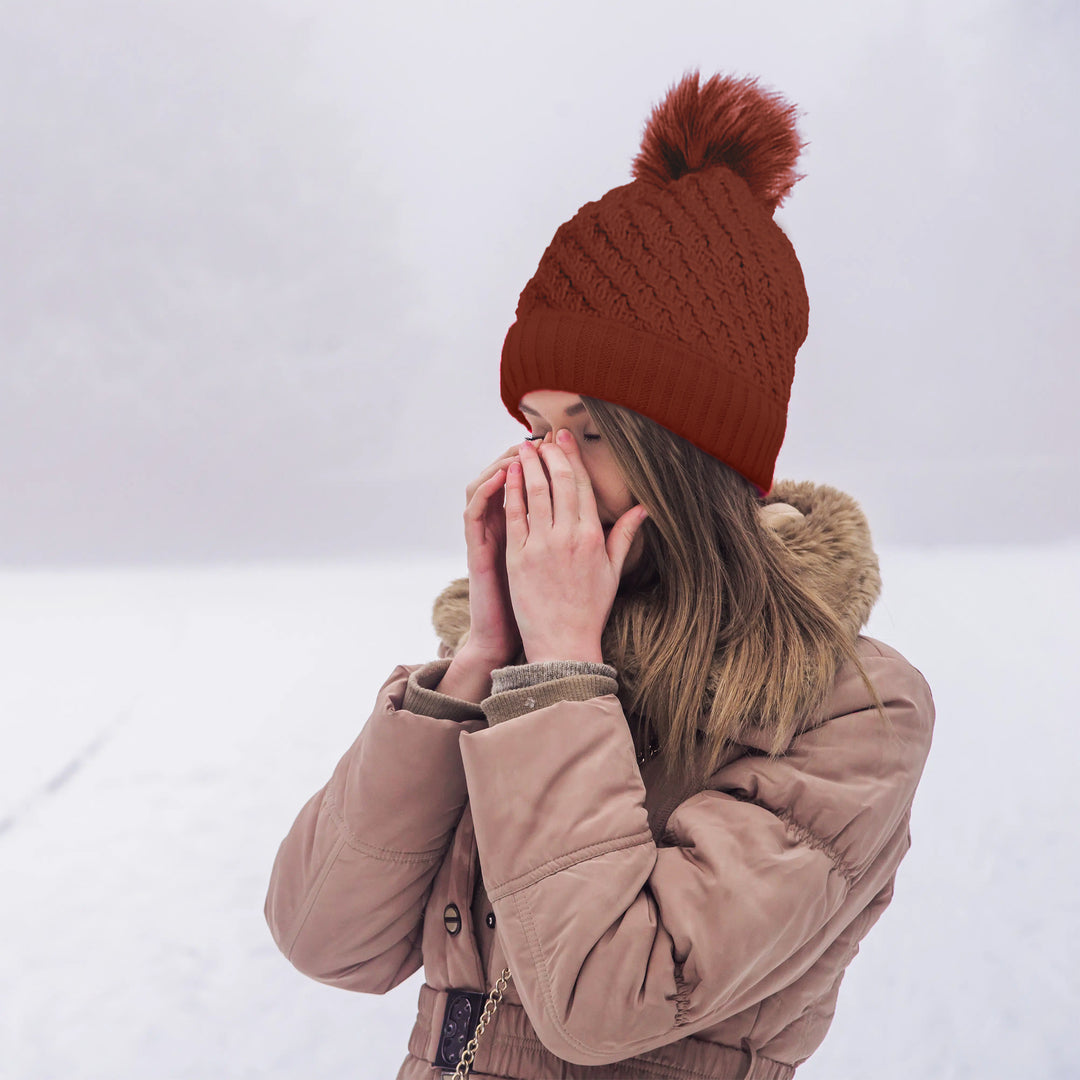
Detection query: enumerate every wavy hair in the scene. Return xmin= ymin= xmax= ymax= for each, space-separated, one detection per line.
xmin=580 ymin=394 xmax=890 ymax=793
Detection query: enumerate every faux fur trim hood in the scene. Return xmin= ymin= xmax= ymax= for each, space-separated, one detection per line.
xmin=430 ymin=478 xmax=881 ymax=725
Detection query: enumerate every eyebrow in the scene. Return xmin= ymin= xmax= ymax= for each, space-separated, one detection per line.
xmin=518 ymin=402 xmax=587 ymax=418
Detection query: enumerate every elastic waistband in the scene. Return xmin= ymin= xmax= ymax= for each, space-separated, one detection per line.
xmin=409 ymin=982 xmax=796 ymax=1080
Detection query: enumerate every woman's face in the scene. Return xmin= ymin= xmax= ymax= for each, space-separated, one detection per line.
xmin=517 ymin=390 xmax=645 ymax=576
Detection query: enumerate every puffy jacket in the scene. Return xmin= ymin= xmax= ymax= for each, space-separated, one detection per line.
xmin=265 ymin=480 xmax=935 ymax=1079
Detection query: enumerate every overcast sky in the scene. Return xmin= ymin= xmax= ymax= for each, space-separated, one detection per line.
xmin=1 ymin=0 xmax=1077 ymax=564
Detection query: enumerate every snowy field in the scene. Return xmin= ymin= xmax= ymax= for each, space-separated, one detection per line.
xmin=1 ymin=545 xmax=1077 ymax=1080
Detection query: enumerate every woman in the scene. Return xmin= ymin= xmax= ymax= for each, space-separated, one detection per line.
xmin=265 ymin=70 xmax=935 ymax=1079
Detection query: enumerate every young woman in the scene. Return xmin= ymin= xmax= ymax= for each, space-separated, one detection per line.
xmin=265 ymin=70 xmax=935 ymax=1079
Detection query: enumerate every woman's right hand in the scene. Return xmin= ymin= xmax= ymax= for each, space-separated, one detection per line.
xmin=459 ymin=442 xmax=529 ymax=670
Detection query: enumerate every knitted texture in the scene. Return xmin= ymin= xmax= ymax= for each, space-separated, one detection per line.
xmin=500 ymin=71 xmax=810 ymax=495
xmin=490 ymin=660 xmax=618 ymax=694
xmin=402 ymin=658 xmax=620 ymax=727
xmin=480 ymin=672 xmax=620 ymax=727
xmin=403 ymin=659 xmax=485 ymax=723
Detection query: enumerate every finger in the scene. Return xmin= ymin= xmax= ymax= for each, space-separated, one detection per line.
xmin=477 ymin=445 xmax=526 ymax=483
xmin=467 ymin=449 xmax=521 ymax=502
xmin=464 ymin=471 xmax=508 ymax=557
xmin=465 ymin=468 xmax=507 ymax=519
xmin=498 ymin=441 xmax=526 ymax=461
xmin=550 ymin=428 xmax=599 ymax=527
xmin=504 ymin=460 xmax=528 ymax=549
xmin=537 ymin=439 xmax=579 ymax=531
xmin=606 ymin=504 xmax=649 ymax=574
xmin=516 ymin=441 xmax=552 ymax=531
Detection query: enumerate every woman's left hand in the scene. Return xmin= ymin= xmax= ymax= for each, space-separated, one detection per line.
xmin=504 ymin=429 xmax=649 ymax=665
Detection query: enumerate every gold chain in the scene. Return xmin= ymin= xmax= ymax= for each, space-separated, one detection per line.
xmin=450 ymin=967 xmax=512 ymax=1079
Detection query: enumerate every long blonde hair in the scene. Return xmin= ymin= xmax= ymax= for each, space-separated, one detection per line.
xmin=582 ymin=394 xmax=890 ymax=792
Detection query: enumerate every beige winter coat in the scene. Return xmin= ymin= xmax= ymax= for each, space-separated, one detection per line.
xmin=265 ymin=480 xmax=935 ymax=1079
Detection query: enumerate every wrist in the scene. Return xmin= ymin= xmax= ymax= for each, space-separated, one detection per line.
xmin=524 ymin=646 xmax=605 ymax=665
xmin=434 ymin=651 xmax=498 ymax=705
xmin=453 ymin=643 xmax=516 ymax=674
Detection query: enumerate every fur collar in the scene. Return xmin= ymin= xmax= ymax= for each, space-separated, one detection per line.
xmin=430 ymin=479 xmax=882 ymax=731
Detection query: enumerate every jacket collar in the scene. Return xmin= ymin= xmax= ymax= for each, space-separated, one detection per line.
xmin=751 ymin=478 xmax=882 ymax=649
xmin=431 ymin=478 xmax=882 ymax=745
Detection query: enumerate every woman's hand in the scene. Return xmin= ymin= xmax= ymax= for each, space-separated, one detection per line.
xmin=504 ymin=429 xmax=649 ymax=664
xmin=459 ymin=444 xmax=526 ymax=670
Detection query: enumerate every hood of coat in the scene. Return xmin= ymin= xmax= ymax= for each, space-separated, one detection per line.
xmin=431 ymin=478 xmax=881 ymax=684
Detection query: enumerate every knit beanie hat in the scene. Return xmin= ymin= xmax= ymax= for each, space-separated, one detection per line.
xmin=499 ymin=70 xmax=809 ymax=497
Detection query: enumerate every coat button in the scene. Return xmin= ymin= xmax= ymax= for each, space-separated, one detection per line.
xmin=443 ymin=903 xmax=462 ymax=935
xmin=485 ymin=911 xmax=496 ymax=929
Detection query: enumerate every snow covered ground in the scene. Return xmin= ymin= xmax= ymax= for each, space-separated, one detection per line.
xmin=1 ymin=545 xmax=1077 ymax=1079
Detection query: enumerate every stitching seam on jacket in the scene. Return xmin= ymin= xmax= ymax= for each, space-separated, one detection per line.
xmin=324 ymin=787 xmax=447 ymax=864
xmin=511 ymin=888 xmax=599 ymax=1057
xmin=284 ymin=829 xmax=347 ymax=960
xmin=511 ymin=887 xmax=719 ymax=1063
xmin=487 ymin=828 xmax=653 ymax=900
xmin=672 ymin=963 xmax=693 ymax=1026
xmin=770 ymin=804 xmax=858 ymax=887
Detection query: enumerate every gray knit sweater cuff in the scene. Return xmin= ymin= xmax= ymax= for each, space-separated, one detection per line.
xmin=480 ymin=660 xmax=620 ymax=726
xmin=489 ymin=660 xmax=618 ymax=694
xmin=402 ymin=657 xmax=620 ymax=728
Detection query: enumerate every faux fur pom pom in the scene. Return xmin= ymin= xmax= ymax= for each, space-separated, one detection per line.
xmin=631 ymin=70 xmax=805 ymax=214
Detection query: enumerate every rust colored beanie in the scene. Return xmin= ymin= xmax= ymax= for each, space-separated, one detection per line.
xmin=500 ymin=71 xmax=809 ymax=496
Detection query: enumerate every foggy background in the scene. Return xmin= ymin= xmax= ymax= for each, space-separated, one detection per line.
xmin=2 ymin=0 xmax=1076 ymax=565
xmin=3 ymin=3 xmax=1079 ymax=1080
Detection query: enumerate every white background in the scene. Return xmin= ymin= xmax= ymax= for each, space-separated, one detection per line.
xmin=2 ymin=550 xmax=1077 ymax=1078
xmin=2 ymin=1 xmax=1077 ymax=1077
xmin=1 ymin=0 xmax=1077 ymax=562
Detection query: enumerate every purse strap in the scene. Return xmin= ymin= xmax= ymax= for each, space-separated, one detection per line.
xmin=449 ymin=967 xmax=512 ymax=1079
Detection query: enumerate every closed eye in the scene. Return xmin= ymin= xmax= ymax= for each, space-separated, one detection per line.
xmin=525 ymin=433 xmax=601 ymax=442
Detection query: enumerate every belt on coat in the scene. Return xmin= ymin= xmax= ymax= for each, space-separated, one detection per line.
xmin=409 ymin=982 xmax=796 ymax=1080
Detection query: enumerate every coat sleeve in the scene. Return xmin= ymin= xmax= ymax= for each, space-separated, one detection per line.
xmin=264 ymin=659 xmax=486 ymax=993
xmin=458 ymin=641 xmax=934 ymax=1066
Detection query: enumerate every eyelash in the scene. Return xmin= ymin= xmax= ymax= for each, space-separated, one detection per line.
xmin=525 ymin=433 xmax=601 ymax=443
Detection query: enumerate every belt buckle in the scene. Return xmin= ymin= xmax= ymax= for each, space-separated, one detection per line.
xmin=433 ymin=987 xmax=487 ymax=1070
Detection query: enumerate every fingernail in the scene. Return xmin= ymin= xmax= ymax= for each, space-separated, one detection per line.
xmin=556 ymin=428 xmax=571 ymax=445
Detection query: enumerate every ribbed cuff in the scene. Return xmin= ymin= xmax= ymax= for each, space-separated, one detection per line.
xmin=402 ymin=659 xmax=486 ymax=723
xmin=481 ymin=661 xmax=619 ymax=727
xmin=490 ymin=660 xmax=617 ymax=694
